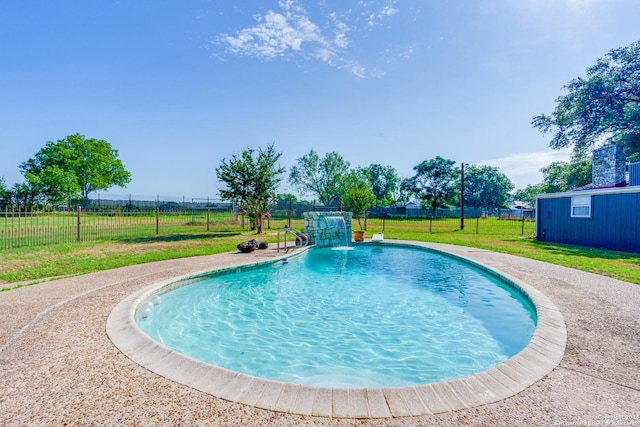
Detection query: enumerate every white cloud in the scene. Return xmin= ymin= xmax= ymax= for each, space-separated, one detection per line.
xmin=328 ymin=12 xmax=349 ymax=49
xmin=381 ymin=6 xmax=398 ymax=16
xmin=215 ymin=0 xmax=400 ymax=78
xmin=478 ymin=149 xmax=572 ymax=190
xmin=220 ymin=9 xmax=324 ymax=59
xmin=366 ymin=4 xmax=398 ymax=28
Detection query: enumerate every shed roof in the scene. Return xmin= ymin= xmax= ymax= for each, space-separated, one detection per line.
xmin=536 ymin=185 xmax=640 ymax=200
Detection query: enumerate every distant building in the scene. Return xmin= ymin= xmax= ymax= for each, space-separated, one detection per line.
xmin=505 ymin=200 xmax=530 ymax=217
xmin=508 ymin=201 xmax=531 ymax=210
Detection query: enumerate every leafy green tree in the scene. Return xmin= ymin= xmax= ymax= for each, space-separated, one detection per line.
xmin=24 ymin=165 xmax=79 ymax=206
xmin=19 ymin=133 xmax=131 ymax=204
xmin=512 ymin=155 xmax=592 ymax=206
xmin=539 ymin=162 xmax=570 ymax=193
xmin=566 ymin=156 xmax=593 ymax=189
xmin=539 ymin=155 xmax=592 ymax=193
xmin=406 ymin=156 xmax=458 ymax=215
xmin=514 ymin=184 xmax=545 ymax=208
xmin=216 ymin=144 xmax=285 ymax=234
xmin=289 ymin=150 xmax=350 ymax=205
xmin=338 ymin=167 xmax=371 ymax=194
xmin=276 ymin=193 xmax=298 ymax=203
xmin=364 ymin=164 xmax=399 ymax=207
xmin=0 ymin=177 xmax=11 ymax=208
xmin=462 ymin=165 xmax=514 ymax=213
xmin=396 ymin=178 xmax=413 ymax=206
xmin=341 ymin=187 xmax=376 ymax=230
xmin=562 ymin=155 xmax=592 ymax=190
xmin=511 ymin=155 xmax=592 ymax=207
xmin=533 ymin=40 xmax=640 ymax=160
xmin=10 ymin=181 xmax=41 ymax=209
xmin=337 ymin=168 xmax=375 ymax=228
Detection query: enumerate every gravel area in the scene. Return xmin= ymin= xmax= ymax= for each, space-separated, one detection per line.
xmin=1 ymin=241 xmax=639 ymax=426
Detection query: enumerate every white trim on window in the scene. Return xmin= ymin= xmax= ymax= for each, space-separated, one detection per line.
xmin=571 ymin=195 xmax=591 ymax=218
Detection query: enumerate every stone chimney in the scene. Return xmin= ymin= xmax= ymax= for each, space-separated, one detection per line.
xmin=592 ymin=145 xmax=626 ymax=188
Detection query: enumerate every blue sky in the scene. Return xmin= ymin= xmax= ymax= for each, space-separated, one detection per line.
xmin=1 ymin=0 xmax=639 ymax=202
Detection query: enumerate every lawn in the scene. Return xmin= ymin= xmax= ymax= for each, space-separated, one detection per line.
xmin=1 ymin=216 xmax=639 ymax=290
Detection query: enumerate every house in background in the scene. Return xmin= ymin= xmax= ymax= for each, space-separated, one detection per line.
xmin=506 ymin=200 xmax=532 ymax=218
xmin=536 ymin=145 xmax=640 ymax=253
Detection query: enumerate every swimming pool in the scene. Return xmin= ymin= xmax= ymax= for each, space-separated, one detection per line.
xmin=135 ymin=244 xmax=536 ymax=388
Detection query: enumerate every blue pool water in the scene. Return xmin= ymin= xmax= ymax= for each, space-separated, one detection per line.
xmin=137 ymin=245 xmax=537 ymax=387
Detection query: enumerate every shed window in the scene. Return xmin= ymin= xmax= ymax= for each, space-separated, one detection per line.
xmin=571 ymin=195 xmax=591 ymax=218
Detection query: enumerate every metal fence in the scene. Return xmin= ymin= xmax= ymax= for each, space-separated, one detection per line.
xmin=0 ymin=206 xmax=237 ymax=250
xmin=1 ymin=201 xmax=536 ymax=250
xmin=361 ymin=215 xmax=536 ymax=237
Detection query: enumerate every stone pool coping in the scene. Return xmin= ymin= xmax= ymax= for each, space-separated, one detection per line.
xmin=106 ymin=241 xmax=566 ymax=419
xmin=2 ymin=240 xmax=639 ymax=425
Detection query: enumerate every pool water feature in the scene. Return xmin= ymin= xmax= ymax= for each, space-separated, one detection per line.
xmin=304 ymin=211 xmax=352 ymax=247
xmin=136 ymin=245 xmax=536 ymax=388
xmin=322 ymin=215 xmax=349 ymax=247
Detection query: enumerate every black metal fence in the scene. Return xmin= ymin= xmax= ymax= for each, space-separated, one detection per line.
xmin=0 ymin=205 xmax=236 ymax=250
xmin=361 ymin=215 xmax=536 ymax=237
xmin=1 ymin=196 xmax=536 ymax=250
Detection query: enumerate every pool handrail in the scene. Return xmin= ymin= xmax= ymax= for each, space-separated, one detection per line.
xmin=277 ymin=226 xmax=308 ymax=253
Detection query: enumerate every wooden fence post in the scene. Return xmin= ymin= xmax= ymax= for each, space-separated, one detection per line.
xmin=207 ymin=209 xmax=210 ymax=231
xmin=156 ymin=207 xmax=159 ymax=235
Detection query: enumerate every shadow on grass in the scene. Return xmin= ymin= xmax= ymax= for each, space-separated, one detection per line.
xmin=120 ymin=232 xmax=242 ymax=244
xmin=529 ymin=239 xmax=640 ymax=262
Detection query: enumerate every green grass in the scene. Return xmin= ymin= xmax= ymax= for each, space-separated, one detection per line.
xmin=0 ymin=231 xmax=252 ymax=290
xmin=1 ymin=216 xmax=639 ymax=290
xmin=0 ymin=210 xmax=236 ymax=249
xmin=364 ymin=218 xmax=640 ymax=285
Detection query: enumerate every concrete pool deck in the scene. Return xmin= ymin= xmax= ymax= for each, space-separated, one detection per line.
xmin=1 ymin=241 xmax=639 ymax=425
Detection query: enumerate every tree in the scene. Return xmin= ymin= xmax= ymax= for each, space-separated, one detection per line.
xmin=25 ymin=165 xmax=79 ymax=206
xmin=276 ymin=193 xmax=298 ymax=203
xmin=10 ymin=181 xmax=41 ymax=209
xmin=341 ymin=188 xmax=376 ymax=230
xmin=463 ymin=165 xmax=514 ymax=213
xmin=539 ymin=155 xmax=592 ymax=193
xmin=511 ymin=154 xmax=592 ymax=206
xmin=539 ymin=162 xmax=570 ymax=193
xmin=396 ymin=178 xmax=413 ymax=206
xmin=338 ymin=167 xmax=370 ymax=194
xmin=19 ymin=133 xmax=131 ymax=204
xmin=339 ymin=168 xmax=375 ymax=229
xmin=216 ymin=144 xmax=285 ymax=234
xmin=0 ymin=177 xmax=11 ymax=208
xmin=533 ymin=40 xmax=640 ymax=160
xmin=405 ymin=156 xmax=458 ymax=215
xmin=513 ymin=184 xmax=545 ymax=208
xmin=364 ymin=164 xmax=399 ymax=207
xmin=289 ymin=150 xmax=350 ymax=205
xmin=565 ymin=156 xmax=593 ymax=189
